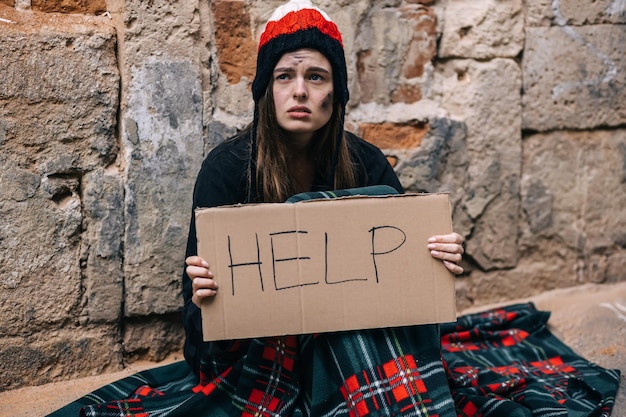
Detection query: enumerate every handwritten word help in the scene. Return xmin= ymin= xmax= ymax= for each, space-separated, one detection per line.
xmin=225 ymin=225 xmax=407 ymax=296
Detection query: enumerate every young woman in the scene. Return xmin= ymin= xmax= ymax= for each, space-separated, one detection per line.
xmin=181 ymin=1 xmax=464 ymax=415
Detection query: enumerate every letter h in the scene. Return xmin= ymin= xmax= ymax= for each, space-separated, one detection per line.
xmin=228 ymin=233 xmax=263 ymax=296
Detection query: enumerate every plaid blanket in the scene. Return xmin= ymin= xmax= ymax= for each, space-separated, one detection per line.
xmin=48 ymin=187 xmax=621 ymax=416
xmin=441 ymin=303 xmax=620 ymax=417
xmin=48 ymin=303 xmax=621 ymax=417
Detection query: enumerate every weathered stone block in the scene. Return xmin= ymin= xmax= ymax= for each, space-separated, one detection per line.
xmin=0 ymin=7 xmax=119 ymax=172
xmin=0 ymin=327 xmax=122 ymax=392
xmin=0 ymin=165 xmax=82 ymax=337
xmin=439 ymin=58 xmax=522 ymax=270
xmin=387 ymin=117 xmax=470 ymax=233
xmin=114 ymin=0 xmax=205 ymax=316
xmin=523 ymin=25 xmax=626 ymax=131
xmin=117 ymin=0 xmax=207 ymax=316
xmin=383 ymin=118 xmax=467 ymax=191
xmin=354 ymin=4 xmax=437 ymax=105
xmin=123 ymin=60 xmax=204 ymax=316
xmin=81 ymin=168 xmax=124 ymax=323
xmin=122 ymin=314 xmax=184 ymax=363
xmin=458 ymin=258 xmax=581 ymax=307
xmin=121 ymin=0 xmax=200 ymax=63
xmin=607 ymin=252 xmax=626 ymax=283
xmin=439 ymin=0 xmax=524 ymax=59
xmin=0 ymin=7 xmax=119 ymax=333
xmin=520 ymin=129 xmax=626 ymax=284
xmin=526 ymin=0 xmax=626 ymax=26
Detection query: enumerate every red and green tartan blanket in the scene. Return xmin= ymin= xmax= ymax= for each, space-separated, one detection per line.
xmin=49 ymin=186 xmax=620 ymax=416
xmin=49 ymin=302 xmax=620 ymax=417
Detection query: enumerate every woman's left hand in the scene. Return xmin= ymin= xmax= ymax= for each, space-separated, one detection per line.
xmin=428 ymin=232 xmax=465 ymax=275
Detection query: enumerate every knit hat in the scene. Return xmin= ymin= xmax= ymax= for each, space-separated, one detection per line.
xmin=252 ymin=0 xmax=349 ymax=107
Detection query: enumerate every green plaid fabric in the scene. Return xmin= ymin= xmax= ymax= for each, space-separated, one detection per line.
xmin=441 ymin=303 xmax=621 ymax=417
xmin=49 ymin=327 xmax=453 ymax=417
xmin=284 ymin=185 xmax=399 ymax=203
xmin=48 ymin=304 xmax=621 ymax=417
xmin=48 ymin=187 xmax=621 ymax=417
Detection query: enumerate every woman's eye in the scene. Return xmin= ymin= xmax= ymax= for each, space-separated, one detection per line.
xmin=276 ymin=73 xmax=290 ymax=81
xmin=309 ymin=74 xmax=323 ymax=81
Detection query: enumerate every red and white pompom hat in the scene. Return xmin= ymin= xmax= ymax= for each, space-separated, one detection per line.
xmin=251 ymin=0 xmax=349 ymax=107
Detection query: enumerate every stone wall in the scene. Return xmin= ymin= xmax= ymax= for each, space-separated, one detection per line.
xmin=0 ymin=0 xmax=624 ymax=391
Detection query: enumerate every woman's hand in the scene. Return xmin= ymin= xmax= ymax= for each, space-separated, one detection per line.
xmin=186 ymin=256 xmax=219 ymax=308
xmin=428 ymin=233 xmax=465 ymax=275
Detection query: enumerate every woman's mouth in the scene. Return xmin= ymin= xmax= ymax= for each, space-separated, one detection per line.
xmin=287 ymin=106 xmax=311 ymax=118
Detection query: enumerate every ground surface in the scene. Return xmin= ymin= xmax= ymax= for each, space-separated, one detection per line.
xmin=1 ymin=281 xmax=625 ymax=417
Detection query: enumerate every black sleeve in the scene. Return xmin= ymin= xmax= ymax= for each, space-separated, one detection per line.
xmin=346 ymin=132 xmax=405 ymax=193
xmin=365 ymin=155 xmax=404 ymax=193
xmin=181 ymin=140 xmax=248 ymax=374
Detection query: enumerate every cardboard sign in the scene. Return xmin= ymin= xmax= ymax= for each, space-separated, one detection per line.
xmin=195 ymin=193 xmax=456 ymax=341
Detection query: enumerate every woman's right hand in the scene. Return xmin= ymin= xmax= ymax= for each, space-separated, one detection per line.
xmin=186 ymin=256 xmax=219 ymax=308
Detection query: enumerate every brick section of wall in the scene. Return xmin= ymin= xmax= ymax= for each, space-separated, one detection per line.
xmin=359 ymin=122 xmax=429 ymax=150
xmin=31 ymin=0 xmax=107 ymax=14
xmin=211 ymin=0 xmax=257 ymax=84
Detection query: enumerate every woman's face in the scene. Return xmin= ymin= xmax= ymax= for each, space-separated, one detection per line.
xmin=272 ymin=48 xmax=334 ymax=146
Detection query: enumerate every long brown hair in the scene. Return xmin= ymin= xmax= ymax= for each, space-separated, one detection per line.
xmin=252 ymin=84 xmax=356 ymax=202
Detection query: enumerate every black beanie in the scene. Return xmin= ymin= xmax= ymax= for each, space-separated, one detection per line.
xmin=251 ymin=0 xmax=349 ymax=107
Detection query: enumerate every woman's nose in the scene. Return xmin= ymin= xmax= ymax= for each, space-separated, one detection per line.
xmin=293 ymin=78 xmax=308 ymax=99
